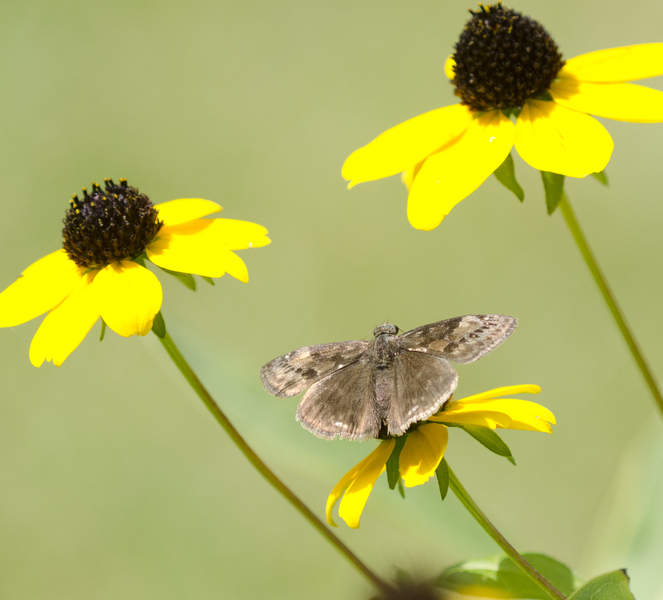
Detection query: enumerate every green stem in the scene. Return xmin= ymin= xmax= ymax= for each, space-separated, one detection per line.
xmin=559 ymin=195 xmax=663 ymax=418
xmin=157 ymin=331 xmax=392 ymax=594
xmin=447 ymin=464 xmax=566 ymax=600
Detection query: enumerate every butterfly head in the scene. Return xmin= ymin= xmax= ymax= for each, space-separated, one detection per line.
xmin=373 ymin=323 xmax=399 ymax=337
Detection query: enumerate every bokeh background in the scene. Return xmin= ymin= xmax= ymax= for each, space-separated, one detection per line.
xmin=1 ymin=0 xmax=662 ymax=598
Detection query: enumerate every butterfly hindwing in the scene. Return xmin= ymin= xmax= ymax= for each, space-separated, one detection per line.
xmin=296 ymin=361 xmax=381 ymax=441
xmin=260 ymin=340 xmax=370 ymax=398
xmin=399 ymin=314 xmax=517 ymax=364
xmin=385 ymin=352 xmax=458 ymax=436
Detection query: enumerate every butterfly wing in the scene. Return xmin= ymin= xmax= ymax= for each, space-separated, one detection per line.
xmin=383 ymin=352 xmax=458 ymax=436
xmin=296 ymin=361 xmax=381 ymax=441
xmin=399 ymin=314 xmax=517 ymax=364
xmin=260 ymin=340 xmax=370 ymax=398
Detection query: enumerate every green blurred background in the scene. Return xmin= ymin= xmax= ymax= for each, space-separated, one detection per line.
xmin=0 ymin=0 xmax=662 ymax=598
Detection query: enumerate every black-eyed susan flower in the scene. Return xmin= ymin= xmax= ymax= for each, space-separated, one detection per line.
xmin=0 ymin=179 xmax=270 ymax=367
xmin=342 ymin=3 xmax=663 ymax=230
xmin=326 ymin=385 xmax=554 ymax=528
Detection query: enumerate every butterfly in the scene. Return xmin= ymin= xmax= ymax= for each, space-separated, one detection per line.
xmin=260 ymin=315 xmax=517 ymax=441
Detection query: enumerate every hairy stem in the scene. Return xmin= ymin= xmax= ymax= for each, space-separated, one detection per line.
xmin=158 ymin=330 xmax=392 ymax=594
xmin=560 ymin=194 xmax=663 ymax=418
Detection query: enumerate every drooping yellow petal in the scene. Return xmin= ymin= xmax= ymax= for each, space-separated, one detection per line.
xmin=29 ymin=271 xmax=100 ymax=367
xmin=326 ymin=450 xmax=382 ymax=527
xmin=429 ymin=410 xmax=513 ymax=430
xmin=153 ymin=199 xmax=222 ymax=227
xmin=551 ymin=80 xmax=663 ymax=123
xmin=147 ymin=220 xmax=266 ymax=282
xmin=444 ymin=56 xmax=456 ymax=79
xmin=93 ymin=261 xmax=162 ymax=337
xmin=0 ymin=250 xmax=84 ymax=327
xmin=515 ymin=100 xmax=613 ymax=178
xmin=407 ymin=110 xmax=515 ymax=230
xmin=336 ymin=439 xmax=395 ymax=529
xmin=559 ymin=44 xmax=663 ymax=83
xmin=399 ymin=424 xmax=449 ymax=488
xmin=342 ymin=104 xmax=474 ymax=187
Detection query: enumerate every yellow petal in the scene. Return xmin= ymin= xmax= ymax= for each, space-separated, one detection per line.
xmin=342 ymin=104 xmax=474 ymax=187
xmin=29 ymin=271 xmax=100 ymax=367
xmin=456 ymin=385 xmax=542 ymax=403
xmin=336 ymin=439 xmax=395 ymax=529
xmin=451 ymin=398 xmax=556 ymax=432
xmin=153 ymin=198 xmax=222 ymax=227
xmin=429 ymin=410 xmax=513 ymax=430
xmin=515 ymin=100 xmax=613 ymax=178
xmin=551 ymin=80 xmax=663 ymax=123
xmin=147 ymin=220 xmax=264 ymax=281
xmin=444 ymin=56 xmax=456 ymax=80
xmin=399 ymin=424 xmax=449 ymax=488
xmin=93 ymin=261 xmax=162 ymax=337
xmin=560 ymin=44 xmax=663 ymax=83
xmin=0 ymin=250 xmax=84 ymax=327
xmin=326 ymin=450 xmax=380 ymax=527
xmin=407 ymin=110 xmax=515 ymax=230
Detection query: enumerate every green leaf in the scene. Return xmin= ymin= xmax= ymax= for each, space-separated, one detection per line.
xmin=99 ymin=319 xmax=107 ymax=342
xmin=461 ymin=425 xmax=516 ymax=465
xmin=157 ymin=265 xmax=196 ymax=291
xmin=436 ymin=553 xmax=583 ymax=599
xmin=397 ymin=477 xmax=405 ymax=499
xmin=201 ymin=276 xmax=215 ymax=286
xmin=386 ymin=436 xmax=406 ymax=490
xmin=493 ymin=153 xmax=524 ymax=202
xmin=151 ymin=311 xmax=167 ymax=339
xmin=540 ymin=171 xmax=565 ymax=214
xmin=568 ymin=571 xmax=634 ymax=600
xmin=591 ymin=171 xmax=609 ymax=186
xmin=436 ymin=458 xmax=449 ymax=501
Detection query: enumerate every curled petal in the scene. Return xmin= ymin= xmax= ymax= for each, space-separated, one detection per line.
xmin=399 ymin=424 xmax=449 ymax=488
xmin=29 ymin=271 xmax=100 ymax=367
xmin=560 ymin=44 xmax=663 ymax=83
xmin=515 ymin=100 xmax=613 ymax=177
xmin=342 ymin=104 xmax=474 ymax=187
xmin=326 ymin=439 xmax=395 ymax=529
xmin=407 ymin=110 xmax=515 ymax=230
xmin=93 ymin=261 xmax=162 ymax=337
xmin=551 ymin=80 xmax=663 ymax=123
xmin=153 ymin=199 xmax=222 ymax=227
xmin=0 ymin=250 xmax=84 ymax=327
xmin=147 ymin=220 xmax=268 ymax=282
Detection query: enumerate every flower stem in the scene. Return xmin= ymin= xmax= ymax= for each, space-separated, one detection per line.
xmin=559 ymin=194 xmax=663 ymax=418
xmin=447 ymin=464 xmax=566 ymax=600
xmin=157 ymin=330 xmax=392 ymax=594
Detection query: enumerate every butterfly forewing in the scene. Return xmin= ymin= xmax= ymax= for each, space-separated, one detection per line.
xmin=296 ymin=361 xmax=381 ymax=441
xmin=386 ymin=353 xmax=458 ymax=436
xmin=260 ymin=340 xmax=370 ymax=398
xmin=399 ymin=315 xmax=517 ymax=364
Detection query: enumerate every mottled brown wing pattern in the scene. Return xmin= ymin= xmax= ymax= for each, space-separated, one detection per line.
xmin=296 ymin=361 xmax=381 ymax=441
xmin=386 ymin=353 xmax=458 ymax=436
xmin=260 ymin=340 xmax=369 ymax=398
xmin=399 ymin=315 xmax=517 ymax=364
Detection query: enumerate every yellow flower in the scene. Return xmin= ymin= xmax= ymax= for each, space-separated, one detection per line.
xmin=326 ymin=385 xmax=554 ymax=528
xmin=342 ymin=4 xmax=663 ymax=230
xmin=0 ymin=179 xmax=270 ymax=367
